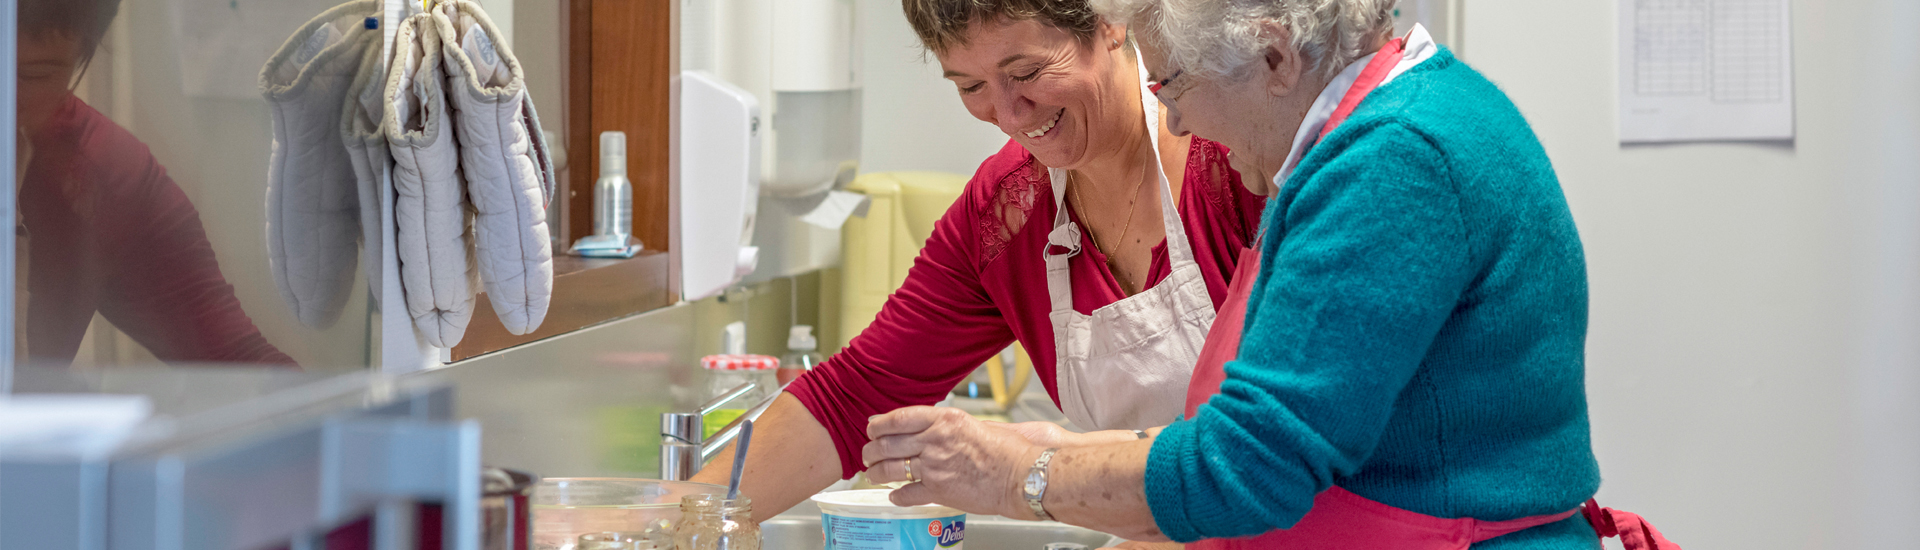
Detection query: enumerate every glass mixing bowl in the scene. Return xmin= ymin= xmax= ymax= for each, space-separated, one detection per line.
xmin=532 ymin=478 xmax=726 ymax=550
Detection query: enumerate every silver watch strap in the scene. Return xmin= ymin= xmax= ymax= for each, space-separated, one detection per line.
xmin=1027 ymin=448 xmax=1058 ymax=521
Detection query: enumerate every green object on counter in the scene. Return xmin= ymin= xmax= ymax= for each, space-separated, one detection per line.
xmin=703 ymin=408 xmax=747 ymax=440
xmin=597 ymin=404 xmax=670 ymax=474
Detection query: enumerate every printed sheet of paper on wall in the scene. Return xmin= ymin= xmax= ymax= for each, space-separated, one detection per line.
xmin=1618 ymin=0 xmax=1795 ymax=143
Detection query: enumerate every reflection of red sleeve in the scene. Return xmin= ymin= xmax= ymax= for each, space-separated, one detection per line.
xmin=48 ymin=98 xmax=295 ymax=365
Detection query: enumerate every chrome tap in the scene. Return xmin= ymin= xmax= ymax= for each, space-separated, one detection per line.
xmin=660 ymin=381 xmax=780 ymax=481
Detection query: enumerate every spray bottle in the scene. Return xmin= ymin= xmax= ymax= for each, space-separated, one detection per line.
xmin=570 ymin=131 xmax=642 ymax=257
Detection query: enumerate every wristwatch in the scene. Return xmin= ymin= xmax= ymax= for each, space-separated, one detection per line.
xmin=1022 ymin=448 xmax=1058 ymax=521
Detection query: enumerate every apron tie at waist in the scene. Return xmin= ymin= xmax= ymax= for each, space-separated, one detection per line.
xmin=1583 ymin=499 xmax=1680 ymax=550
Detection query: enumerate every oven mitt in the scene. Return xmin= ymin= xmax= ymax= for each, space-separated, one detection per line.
xmin=341 ymin=27 xmax=390 ymax=309
xmin=259 ymin=0 xmax=380 ymax=329
xmin=431 ymin=0 xmax=556 ymax=336
xmin=384 ymin=12 xmax=478 ymax=348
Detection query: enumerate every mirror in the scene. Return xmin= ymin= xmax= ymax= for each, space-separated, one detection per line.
xmin=14 ymin=0 xmax=377 ymax=371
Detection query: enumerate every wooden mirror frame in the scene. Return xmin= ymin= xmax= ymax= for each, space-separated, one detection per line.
xmin=451 ymin=0 xmax=676 ymax=361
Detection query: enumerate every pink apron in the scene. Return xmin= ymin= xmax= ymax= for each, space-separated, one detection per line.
xmin=1177 ymin=39 xmax=1680 ymax=550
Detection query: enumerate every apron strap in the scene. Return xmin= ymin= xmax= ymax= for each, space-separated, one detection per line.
xmin=1136 ymin=54 xmax=1199 ymax=269
xmin=1318 ymin=37 xmax=1406 ymax=142
xmin=1041 ymin=47 xmax=1203 ymax=314
xmin=1582 ymin=499 xmax=1682 ymax=550
xmin=1044 ymin=167 xmax=1081 ymax=314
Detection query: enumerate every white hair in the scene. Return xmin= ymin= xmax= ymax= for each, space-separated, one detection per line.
xmin=1092 ymin=0 xmax=1398 ymax=80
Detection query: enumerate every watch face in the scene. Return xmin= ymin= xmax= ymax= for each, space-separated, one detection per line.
xmin=1023 ymin=470 xmax=1047 ymax=497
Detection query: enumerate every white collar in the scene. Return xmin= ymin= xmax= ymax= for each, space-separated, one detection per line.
xmin=1269 ymin=24 xmax=1440 ymax=188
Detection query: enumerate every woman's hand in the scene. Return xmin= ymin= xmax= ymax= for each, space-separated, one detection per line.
xmin=863 ymin=406 xmax=1043 ymax=517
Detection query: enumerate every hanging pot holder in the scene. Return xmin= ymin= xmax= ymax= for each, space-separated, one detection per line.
xmin=259 ymin=0 xmax=382 ymax=329
xmin=383 ymin=12 xmax=479 ymax=348
xmin=430 ymin=0 xmax=557 ymax=336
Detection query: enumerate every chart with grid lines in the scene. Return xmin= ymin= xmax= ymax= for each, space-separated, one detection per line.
xmin=1633 ymin=0 xmax=1786 ymax=104
xmin=1620 ymin=0 xmax=1793 ymax=142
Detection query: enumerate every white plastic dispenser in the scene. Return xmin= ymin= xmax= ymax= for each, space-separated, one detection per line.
xmin=779 ymin=325 xmax=824 ymax=386
xmin=681 ymin=0 xmax=862 ymax=284
xmin=676 ymin=71 xmax=762 ymax=302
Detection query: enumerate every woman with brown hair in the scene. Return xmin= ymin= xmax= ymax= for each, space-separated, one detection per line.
xmin=15 ymin=0 xmax=293 ymax=366
xmin=691 ymin=0 xmax=1262 ymax=520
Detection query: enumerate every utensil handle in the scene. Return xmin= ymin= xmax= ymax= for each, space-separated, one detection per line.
xmin=726 ymin=420 xmax=754 ymax=500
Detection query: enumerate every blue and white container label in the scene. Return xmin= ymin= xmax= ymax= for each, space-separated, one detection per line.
xmin=822 ymin=514 xmax=966 ymax=550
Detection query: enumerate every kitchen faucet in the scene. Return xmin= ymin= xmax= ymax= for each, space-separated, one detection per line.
xmin=660 ymin=381 xmax=781 ymax=481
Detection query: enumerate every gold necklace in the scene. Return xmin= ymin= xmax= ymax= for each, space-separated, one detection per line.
xmin=1067 ymin=169 xmax=1149 ymax=290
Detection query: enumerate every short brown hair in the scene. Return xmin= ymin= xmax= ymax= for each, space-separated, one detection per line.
xmin=902 ymin=0 xmax=1101 ymax=56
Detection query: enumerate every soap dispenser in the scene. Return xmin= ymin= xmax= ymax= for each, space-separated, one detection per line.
xmin=779 ymin=325 xmax=824 ymax=386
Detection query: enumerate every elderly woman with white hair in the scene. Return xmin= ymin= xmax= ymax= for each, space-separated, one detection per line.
xmin=859 ymin=0 xmax=1681 ymax=549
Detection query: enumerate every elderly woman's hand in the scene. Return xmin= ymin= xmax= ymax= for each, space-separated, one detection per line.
xmin=863 ymin=406 xmax=1044 ymax=516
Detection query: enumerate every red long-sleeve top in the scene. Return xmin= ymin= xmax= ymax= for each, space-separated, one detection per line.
xmin=20 ymin=96 xmax=294 ymax=366
xmin=786 ymin=138 xmax=1264 ymax=477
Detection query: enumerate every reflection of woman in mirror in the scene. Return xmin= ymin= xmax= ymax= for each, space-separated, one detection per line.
xmin=16 ymin=0 xmax=294 ymax=366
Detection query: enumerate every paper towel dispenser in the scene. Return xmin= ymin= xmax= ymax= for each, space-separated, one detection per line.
xmin=676 ymin=71 xmax=762 ymax=302
xmin=681 ymin=0 xmax=862 ymax=284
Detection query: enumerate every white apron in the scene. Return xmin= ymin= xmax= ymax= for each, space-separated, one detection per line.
xmin=1044 ymin=57 xmax=1215 ymax=430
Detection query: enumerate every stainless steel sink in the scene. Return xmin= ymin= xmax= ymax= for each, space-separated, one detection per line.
xmin=763 ymin=501 xmax=1116 ymax=550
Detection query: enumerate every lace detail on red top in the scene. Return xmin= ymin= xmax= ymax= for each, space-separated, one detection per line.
xmin=1187 ymin=138 xmax=1247 ymax=232
xmin=978 ymin=155 xmax=1048 ymax=266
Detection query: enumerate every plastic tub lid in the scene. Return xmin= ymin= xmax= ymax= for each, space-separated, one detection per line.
xmin=701 ymin=354 xmax=779 ymax=370
xmin=810 ymin=489 xmax=962 ymax=518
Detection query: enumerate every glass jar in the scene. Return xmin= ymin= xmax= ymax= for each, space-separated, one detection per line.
xmin=672 ymin=495 xmax=759 ymax=550
xmin=699 ymin=355 xmax=779 ymax=440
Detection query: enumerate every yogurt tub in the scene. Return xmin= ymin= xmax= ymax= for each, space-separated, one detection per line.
xmin=810 ymin=489 xmax=966 ymax=550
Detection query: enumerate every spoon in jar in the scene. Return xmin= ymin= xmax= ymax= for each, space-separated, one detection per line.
xmin=726 ymin=419 xmax=753 ymax=500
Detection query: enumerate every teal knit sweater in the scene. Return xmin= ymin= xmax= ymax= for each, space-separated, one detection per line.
xmin=1145 ymin=48 xmax=1602 ymax=549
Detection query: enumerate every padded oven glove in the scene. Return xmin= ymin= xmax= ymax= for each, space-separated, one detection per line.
xmin=341 ymin=23 xmax=389 ymax=308
xmin=259 ymin=0 xmax=381 ymax=329
xmin=384 ymin=12 xmax=479 ymax=348
xmin=431 ymin=0 xmax=557 ymax=336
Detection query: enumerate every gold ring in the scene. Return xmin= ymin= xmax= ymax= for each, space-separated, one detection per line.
xmin=904 ymin=457 xmax=920 ymax=483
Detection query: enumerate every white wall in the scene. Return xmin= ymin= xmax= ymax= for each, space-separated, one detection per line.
xmin=855 ymin=0 xmax=1010 ymax=176
xmin=854 ymin=0 xmax=1920 ymax=548
xmin=1467 ymin=0 xmax=1920 ymax=548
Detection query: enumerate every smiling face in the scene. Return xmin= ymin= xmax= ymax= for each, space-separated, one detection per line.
xmin=936 ymin=17 xmax=1137 ymax=171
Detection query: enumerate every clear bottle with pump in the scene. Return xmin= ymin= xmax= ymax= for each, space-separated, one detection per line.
xmin=594 ymin=131 xmax=633 ymax=241
xmin=778 ymin=325 xmax=825 ymax=387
